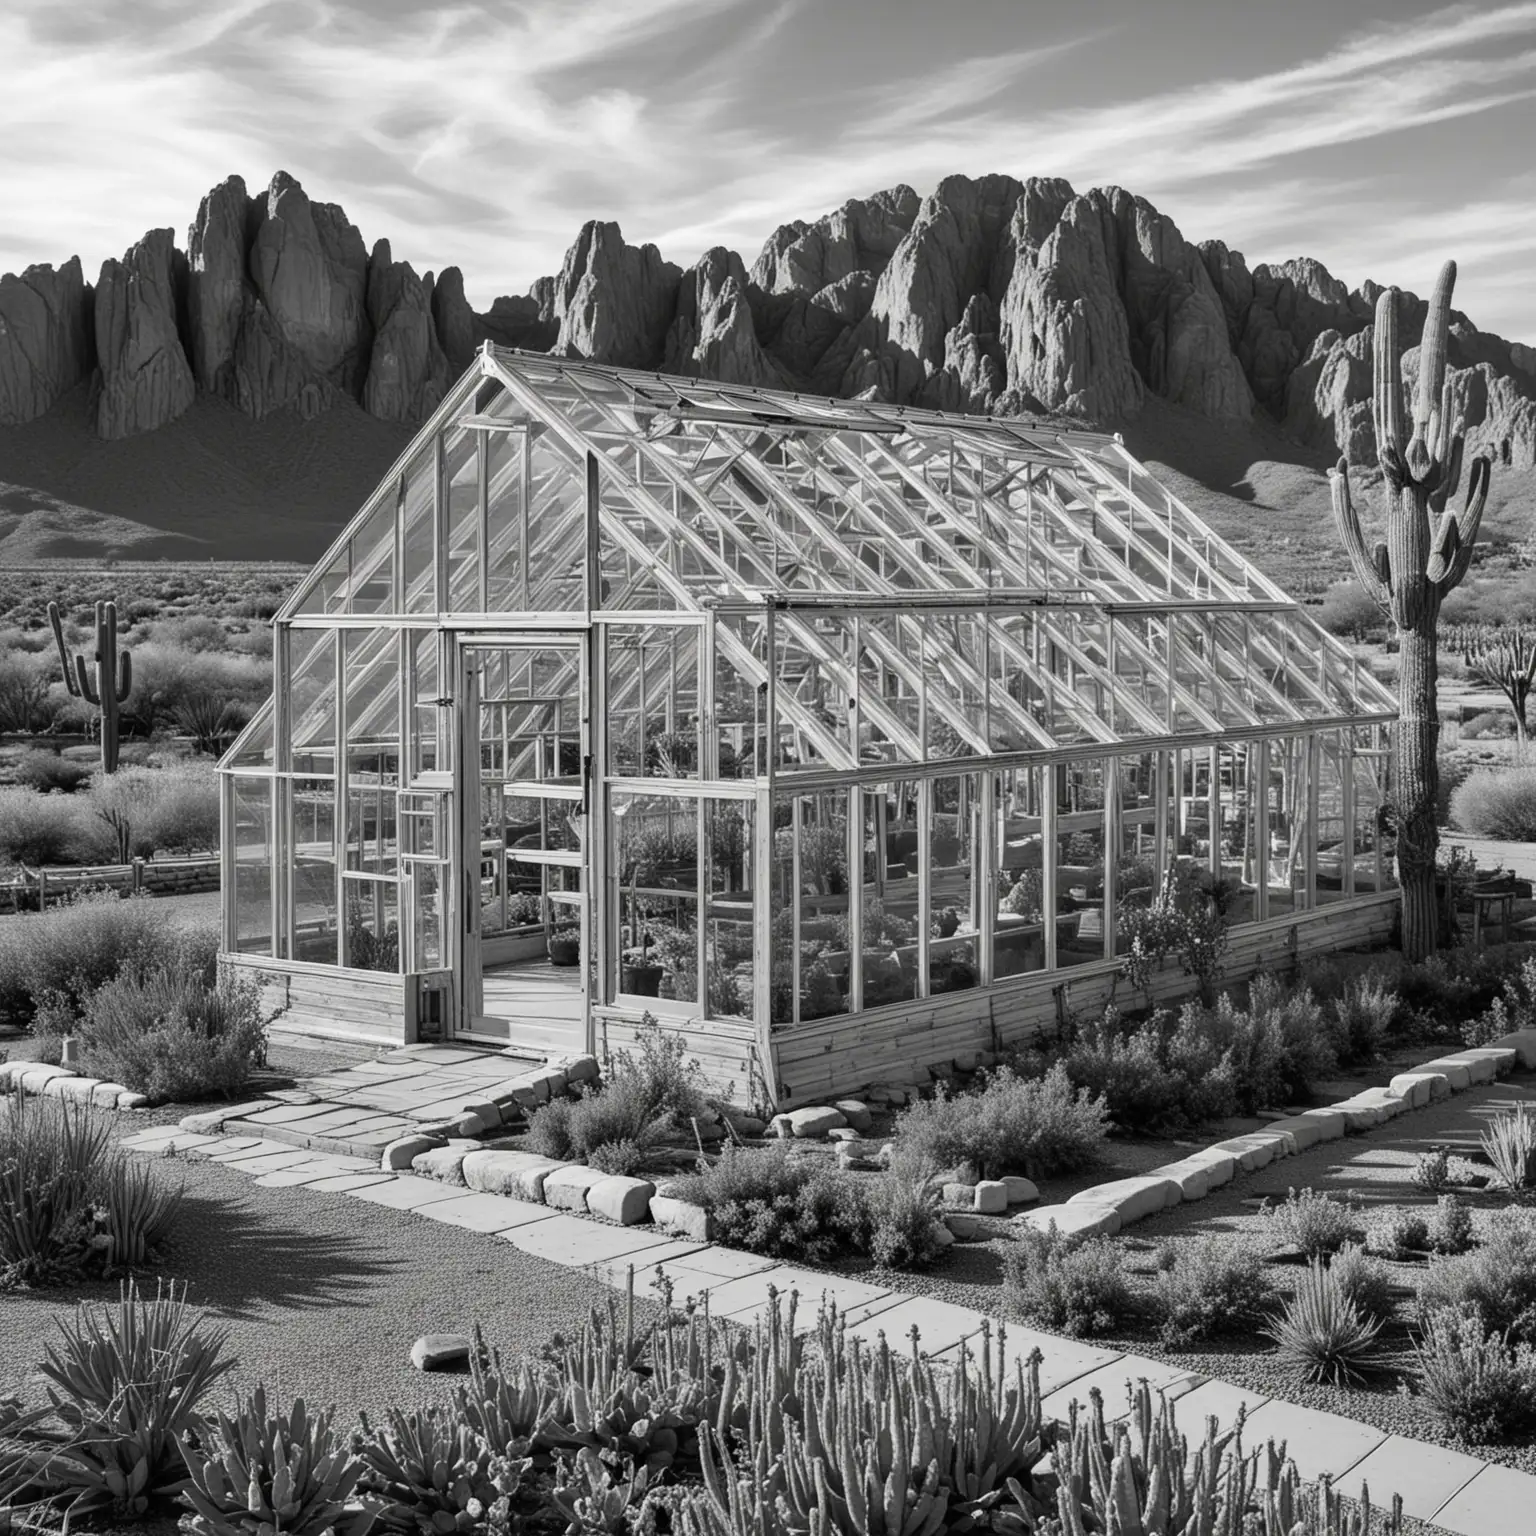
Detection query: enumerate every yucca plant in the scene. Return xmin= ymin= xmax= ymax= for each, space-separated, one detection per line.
xmin=356 ymin=1404 xmax=528 ymax=1535
xmin=182 ymin=1384 xmax=375 ymax=1536
xmin=1264 ymin=1263 xmax=1384 ymax=1386
xmin=1481 ymin=1102 xmax=1536 ymax=1193
xmin=32 ymin=1279 xmax=234 ymax=1517
xmin=98 ymin=1152 xmax=182 ymax=1266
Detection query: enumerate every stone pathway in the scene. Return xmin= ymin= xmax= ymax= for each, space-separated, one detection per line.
xmin=117 ymin=1123 xmax=1533 ymax=1534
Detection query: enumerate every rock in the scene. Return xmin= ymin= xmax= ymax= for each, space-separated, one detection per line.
xmin=944 ymin=1213 xmax=983 ymax=1240
xmin=941 ymin=1182 xmax=977 ymax=1207
xmin=382 ymin=1135 xmax=442 ymax=1171
xmin=1068 ymin=1176 xmax=1181 ymax=1224
xmin=459 ymin=1100 xmax=502 ymax=1129
xmin=1489 ymin=1031 xmax=1536 ymax=1071
xmin=51 ymin=1076 xmax=100 ymax=1103
xmin=974 ymin=1180 xmax=1008 ymax=1214
xmin=431 ymin=266 xmax=478 ymax=375
xmin=361 ymin=241 xmax=450 ymax=422
xmin=770 ymin=1107 xmax=848 ymax=1139
xmin=18 ymin=1064 xmax=75 ymax=1092
xmin=951 ymin=1052 xmax=984 ymax=1074
xmin=411 ymin=1146 xmax=470 ymax=1184
xmin=93 ymin=228 xmax=196 ymax=438
xmin=930 ymin=1220 xmax=957 ymax=1248
xmin=185 ymin=174 xmax=254 ymax=394
xmin=0 ymin=256 xmax=94 ymax=424
xmin=551 ymin=221 xmax=680 ymax=369
xmin=663 ymin=247 xmax=782 ymax=387
xmin=91 ymin=1082 xmax=130 ymax=1108
xmin=586 ymin=1175 xmax=655 ymax=1226
xmin=116 ymin=1092 xmax=149 ymax=1111
xmin=410 ymin=1333 xmax=471 ymax=1372
xmin=1014 ymin=1202 xmax=1121 ymax=1240
xmin=832 ymin=1099 xmax=873 ymax=1132
xmin=461 ymin=1149 xmax=559 ymax=1203
xmin=560 ymin=1054 xmax=601 ymax=1086
xmin=827 ymin=1127 xmax=862 ymax=1142
xmin=1001 ymin=1175 xmax=1039 ymax=1206
xmin=542 ymin=1164 xmax=607 ymax=1213
xmin=649 ymin=1194 xmax=712 ymax=1242
xmin=753 ymin=185 xmax=919 ymax=295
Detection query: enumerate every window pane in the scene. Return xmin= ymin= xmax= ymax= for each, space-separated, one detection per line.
xmin=1056 ymin=760 xmax=1107 ymax=967
xmin=292 ymin=778 xmax=338 ymax=964
xmin=344 ymin=878 xmax=400 ymax=972
xmin=994 ymin=767 xmax=1042 ymax=981
xmin=932 ymin=772 xmax=982 ymax=991
xmin=446 ymin=428 xmax=480 ymax=612
xmin=861 ymin=783 xmax=919 ymax=1010
xmin=231 ymin=778 xmax=272 ymax=955
xmin=705 ymin=800 xmax=753 ymax=1020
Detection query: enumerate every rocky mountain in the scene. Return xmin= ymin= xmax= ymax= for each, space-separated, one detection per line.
xmin=2 ymin=169 xmax=1533 ymax=480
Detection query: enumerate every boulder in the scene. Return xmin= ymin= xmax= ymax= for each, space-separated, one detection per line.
xmin=1014 ymin=1202 xmax=1121 ymax=1240
xmin=117 ymin=1092 xmax=149 ymax=1110
xmin=1068 ymin=1176 xmax=1181 ymax=1224
xmin=18 ymin=1064 xmax=76 ymax=1092
xmin=1001 ymin=1175 xmax=1039 ymax=1206
xmin=941 ymin=1183 xmax=977 ymax=1208
xmin=1208 ymin=1133 xmax=1288 ymax=1173
xmin=410 ymin=1334 xmax=471 ymax=1371
xmin=944 ymin=1213 xmax=982 ymax=1240
xmin=0 ymin=257 xmax=93 ymax=424
xmin=51 ymin=1077 xmax=102 ymax=1103
xmin=833 ymin=1100 xmax=873 ymax=1132
xmin=973 ymin=1180 xmax=1008 ymax=1215
xmin=381 ymin=1135 xmax=444 ymax=1172
xmin=1489 ymin=1031 xmax=1536 ymax=1071
xmin=461 ymin=1149 xmax=559 ymax=1199
xmin=769 ymin=1107 xmax=848 ymax=1139
xmin=542 ymin=1164 xmax=607 ymax=1213
xmin=586 ymin=1175 xmax=655 ymax=1226
xmin=411 ymin=1146 xmax=470 ymax=1184
xmin=649 ymin=1195 xmax=713 ymax=1242
xmin=560 ymin=1054 xmax=601 ymax=1086
xmin=1414 ymin=1059 xmax=1473 ymax=1093
xmin=91 ymin=1082 xmax=131 ymax=1108
xmin=93 ymin=228 xmax=195 ymax=438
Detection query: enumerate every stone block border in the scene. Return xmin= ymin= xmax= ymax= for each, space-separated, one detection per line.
xmin=1017 ymin=1029 xmax=1536 ymax=1237
xmin=0 ymin=1058 xmax=148 ymax=1110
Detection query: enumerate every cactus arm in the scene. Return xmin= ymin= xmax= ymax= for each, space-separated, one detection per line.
xmin=1372 ymin=287 xmax=1405 ymax=477
xmin=1431 ymin=427 xmax=1465 ymax=516
xmin=1328 ymin=459 xmax=1390 ymax=609
xmin=1409 ymin=260 xmax=1456 ymax=478
xmin=1424 ymin=515 xmax=1460 ymax=586
xmin=75 ymin=653 xmax=100 ymax=705
xmin=118 ymin=649 xmax=132 ymax=703
xmin=47 ymin=601 xmax=82 ymax=697
xmin=1442 ymin=454 xmax=1492 ymax=591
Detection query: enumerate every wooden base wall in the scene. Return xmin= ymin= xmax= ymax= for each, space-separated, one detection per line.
xmin=769 ymin=895 xmax=1398 ymax=1108
xmin=594 ymin=1005 xmax=768 ymax=1110
xmin=224 ymin=954 xmax=411 ymax=1048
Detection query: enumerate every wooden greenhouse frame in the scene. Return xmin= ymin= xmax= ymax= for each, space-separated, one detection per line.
xmin=218 ymin=347 xmax=1400 ymax=1109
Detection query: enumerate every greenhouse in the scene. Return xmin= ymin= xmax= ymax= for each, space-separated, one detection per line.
xmin=218 ymin=346 xmax=1400 ymax=1107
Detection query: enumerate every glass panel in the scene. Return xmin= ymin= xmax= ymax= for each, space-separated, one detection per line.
xmin=1216 ymin=742 xmax=1261 ymax=925
xmin=289 ymin=628 xmax=338 ymax=775
xmin=446 ymin=428 xmax=480 ymax=613
xmin=1353 ymin=726 xmax=1394 ymax=892
xmin=346 ymin=496 xmax=396 ymax=616
xmin=231 ymin=777 xmax=273 ymax=956
xmin=607 ymin=626 xmax=700 ymax=779
xmin=525 ymin=432 xmax=587 ymax=611
xmin=402 ymin=445 xmax=436 ymax=613
xmin=861 ymin=783 xmax=919 ymax=1010
xmin=994 ymin=766 xmax=1042 ymax=981
xmin=616 ymin=792 xmax=699 ymax=1005
xmin=1113 ymin=753 xmax=1160 ymax=957
xmin=932 ymin=772 xmax=983 ymax=991
xmin=1055 ymin=760 xmax=1107 ymax=967
xmin=774 ymin=788 xmax=851 ymax=1023
xmin=292 ymin=777 xmax=338 ymax=964
xmin=228 ymin=699 xmax=275 ymax=769
xmin=346 ymin=770 xmax=397 ymax=874
xmin=409 ymin=630 xmax=440 ymax=779
xmin=1317 ymin=731 xmax=1350 ymax=903
xmin=410 ymin=862 xmax=446 ymax=971
xmin=705 ymin=800 xmax=753 ymax=1020
xmin=486 ymin=428 xmax=525 ymax=614
xmin=344 ymin=878 xmax=400 ymax=972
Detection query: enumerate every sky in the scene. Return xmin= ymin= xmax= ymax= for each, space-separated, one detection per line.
xmin=3 ymin=0 xmax=1534 ymax=343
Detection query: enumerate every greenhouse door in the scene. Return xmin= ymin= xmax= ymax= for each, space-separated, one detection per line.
xmin=455 ymin=635 xmax=590 ymax=1055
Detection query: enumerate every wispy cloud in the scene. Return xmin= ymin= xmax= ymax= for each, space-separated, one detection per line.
xmin=0 ymin=0 xmax=1532 ymax=341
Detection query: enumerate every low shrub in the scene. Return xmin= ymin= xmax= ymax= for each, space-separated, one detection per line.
xmin=1264 ymin=1262 xmax=1384 ymax=1385
xmin=1482 ymin=1102 xmax=1536 ymax=1192
xmin=0 ymin=784 xmax=86 ymax=867
xmin=1462 ymin=709 xmax=1517 ymax=739
xmin=669 ymin=1144 xmax=865 ymax=1262
xmin=1152 ymin=1238 xmax=1274 ymax=1345
xmin=1417 ymin=1213 xmax=1536 ymax=1340
xmin=1468 ymin=954 xmax=1536 ymax=1049
xmin=894 ymin=1063 xmax=1109 ymax=1180
xmin=1003 ymin=1224 xmax=1134 ymax=1337
xmin=1318 ymin=581 xmax=1384 ymax=640
xmin=11 ymin=750 xmax=92 ymax=795
xmin=863 ymin=1151 xmax=947 ymax=1271
xmin=606 ymin=1015 xmax=710 ymax=1129
xmin=1429 ymin=1193 xmax=1476 ymax=1256
xmin=1412 ymin=1148 xmax=1465 ymax=1194
xmin=1415 ymin=1307 xmax=1536 ymax=1442
xmin=1213 ymin=976 xmax=1337 ymax=1111
xmin=1324 ymin=974 xmax=1400 ymax=1065
xmin=1329 ymin=1242 xmax=1395 ymax=1326
xmin=527 ymin=1078 xmax=670 ymax=1173
xmin=1450 ymin=767 xmax=1536 ymax=841
xmin=1366 ymin=1208 xmax=1430 ymax=1259
xmin=1261 ymin=1187 xmax=1358 ymax=1259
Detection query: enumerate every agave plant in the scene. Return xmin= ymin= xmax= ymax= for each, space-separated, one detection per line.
xmin=1481 ymin=1102 xmax=1536 ymax=1193
xmin=356 ymin=1403 xmax=528 ymax=1535
xmin=549 ymin=1446 xmax=657 ymax=1535
xmin=1263 ymin=1263 xmax=1384 ymax=1386
xmin=32 ymin=1279 xmax=234 ymax=1516
xmin=182 ymin=1384 xmax=375 ymax=1536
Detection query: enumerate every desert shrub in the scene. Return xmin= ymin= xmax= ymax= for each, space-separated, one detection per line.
xmin=863 ymin=1151 xmax=946 ymax=1271
xmin=1415 ymin=1307 xmax=1536 ymax=1442
xmin=1429 ymin=1193 xmax=1476 ymax=1255
xmin=1411 ymin=1147 xmax=1476 ymax=1194
xmin=894 ymin=1063 xmax=1109 ymax=1180
xmin=0 ymin=890 xmax=178 ymax=1030
xmin=72 ymin=954 xmax=266 ymax=1102
xmin=1329 ymin=1242 xmax=1395 ymax=1325
xmin=1481 ymin=1101 xmax=1536 ymax=1192
xmin=1468 ymin=955 xmax=1536 ymax=1049
xmin=1318 ymin=581 xmax=1383 ymax=640
xmin=1261 ymin=1187 xmax=1358 ymax=1258
xmin=82 ymin=764 xmax=221 ymax=862
xmin=1264 ymin=1262 xmax=1384 ymax=1385
xmin=1324 ymin=974 xmax=1401 ymax=1065
xmin=0 ymin=650 xmax=57 ymax=734
xmin=1003 ymin=1224 xmax=1134 ymax=1337
xmin=0 ymin=785 xmax=88 ymax=868
xmin=669 ymin=1144 xmax=865 ymax=1262
xmin=11 ymin=750 xmax=91 ymax=795
xmin=1152 ymin=1238 xmax=1274 ymax=1344
xmin=547 ymin=1078 xmax=670 ymax=1172
xmin=525 ymin=1095 xmax=576 ymax=1161
xmin=1046 ymin=1007 xmax=1196 ymax=1135
xmin=1395 ymin=948 xmax=1533 ymax=1036
xmin=31 ymin=1281 xmax=234 ymax=1520
xmin=1367 ymin=1208 xmax=1430 ymax=1259
xmin=606 ymin=1015 xmax=710 ymax=1129
xmin=1450 ymin=767 xmax=1536 ymax=840
xmin=1417 ymin=1212 xmax=1536 ymax=1340
xmin=1211 ymin=976 xmax=1336 ymax=1111
xmin=1462 ymin=709 xmax=1517 ymax=739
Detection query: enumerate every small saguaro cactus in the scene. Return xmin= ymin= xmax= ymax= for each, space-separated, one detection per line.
xmin=1330 ymin=259 xmax=1493 ymax=962
xmin=48 ymin=598 xmax=133 ymax=773
xmin=1458 ymin=624 xmax=1536 ymax=744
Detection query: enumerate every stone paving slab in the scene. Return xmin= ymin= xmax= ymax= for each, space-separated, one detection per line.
xmin=1041 ymin=1352 xmax=1197 ymax=1421
xmin=1431 ymin=1461 xmax=1536 ymax=1535
xmin=589 ymin=1240 xmax=714 ymax=1289
xmin=219 ymin=1148 xmax=333 ymax=1175
xmin=345 ymin=1176 xmax=466 ymax=1211
xmin=202 ymin=1136 xmax=289 ymax=1160
xmin=843 ymin=1295 xmax=988 ymax=1357
xmin=507 ymin=1214 xmax=678 ymax=1268
xmin=299 ymin=1173 xmax=398 ymax=1193
xmin=1241 ymin=1399 xmax=1387 ymax=1484
xmin=418 ymin=1191 xmax=557 ymax=1234
xmin=684 ymin=1266 xmax=892 ymax=1325
xmin=1344 ymin=1435 xmax=1485 ymax=1523
xmin=1165 ymin=1377 xmax=1270 ymax=1433
xmin=254 ymin=1161 xmax=368 ymax=1188
xmin=658 ymin=1245 xmax=780 ymax=1280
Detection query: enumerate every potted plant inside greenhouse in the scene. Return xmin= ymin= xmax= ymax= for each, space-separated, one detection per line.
xmin=547 ymin=919 xmax=581 ymax=966
xmin=620 ymin=879 xmax=665 ymax=996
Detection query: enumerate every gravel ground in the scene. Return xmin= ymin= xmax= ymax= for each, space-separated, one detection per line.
xmin=805 ymin=1070 xmax=1536 ymax=1484
xmin=0 ymin=1132 xmax=644 ymax=1429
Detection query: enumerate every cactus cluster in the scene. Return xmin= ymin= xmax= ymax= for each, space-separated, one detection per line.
xmin=1329 ymin=259 xmax=1494 ymax=960
xmin=1452 ymin=622 xmax=1536 ymax=741
xmin=47 ymin=598 xmax=133 ymax=773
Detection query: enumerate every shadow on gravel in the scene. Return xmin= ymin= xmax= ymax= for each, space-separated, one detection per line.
xmin=158 ymin=1189 xmax=399 ymax=1319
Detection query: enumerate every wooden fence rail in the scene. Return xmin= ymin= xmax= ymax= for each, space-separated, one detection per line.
xmin=0 ymin=854 xmax=221 ymax=912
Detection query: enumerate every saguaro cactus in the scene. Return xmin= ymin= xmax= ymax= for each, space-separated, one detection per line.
xmin=1330 ymin=260 xmax=1493 ymax=960
xmin=1457 ymin=624 xmax=1536 ymax=743
xmin=48 ymin=598 xmax=133 ymax=773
